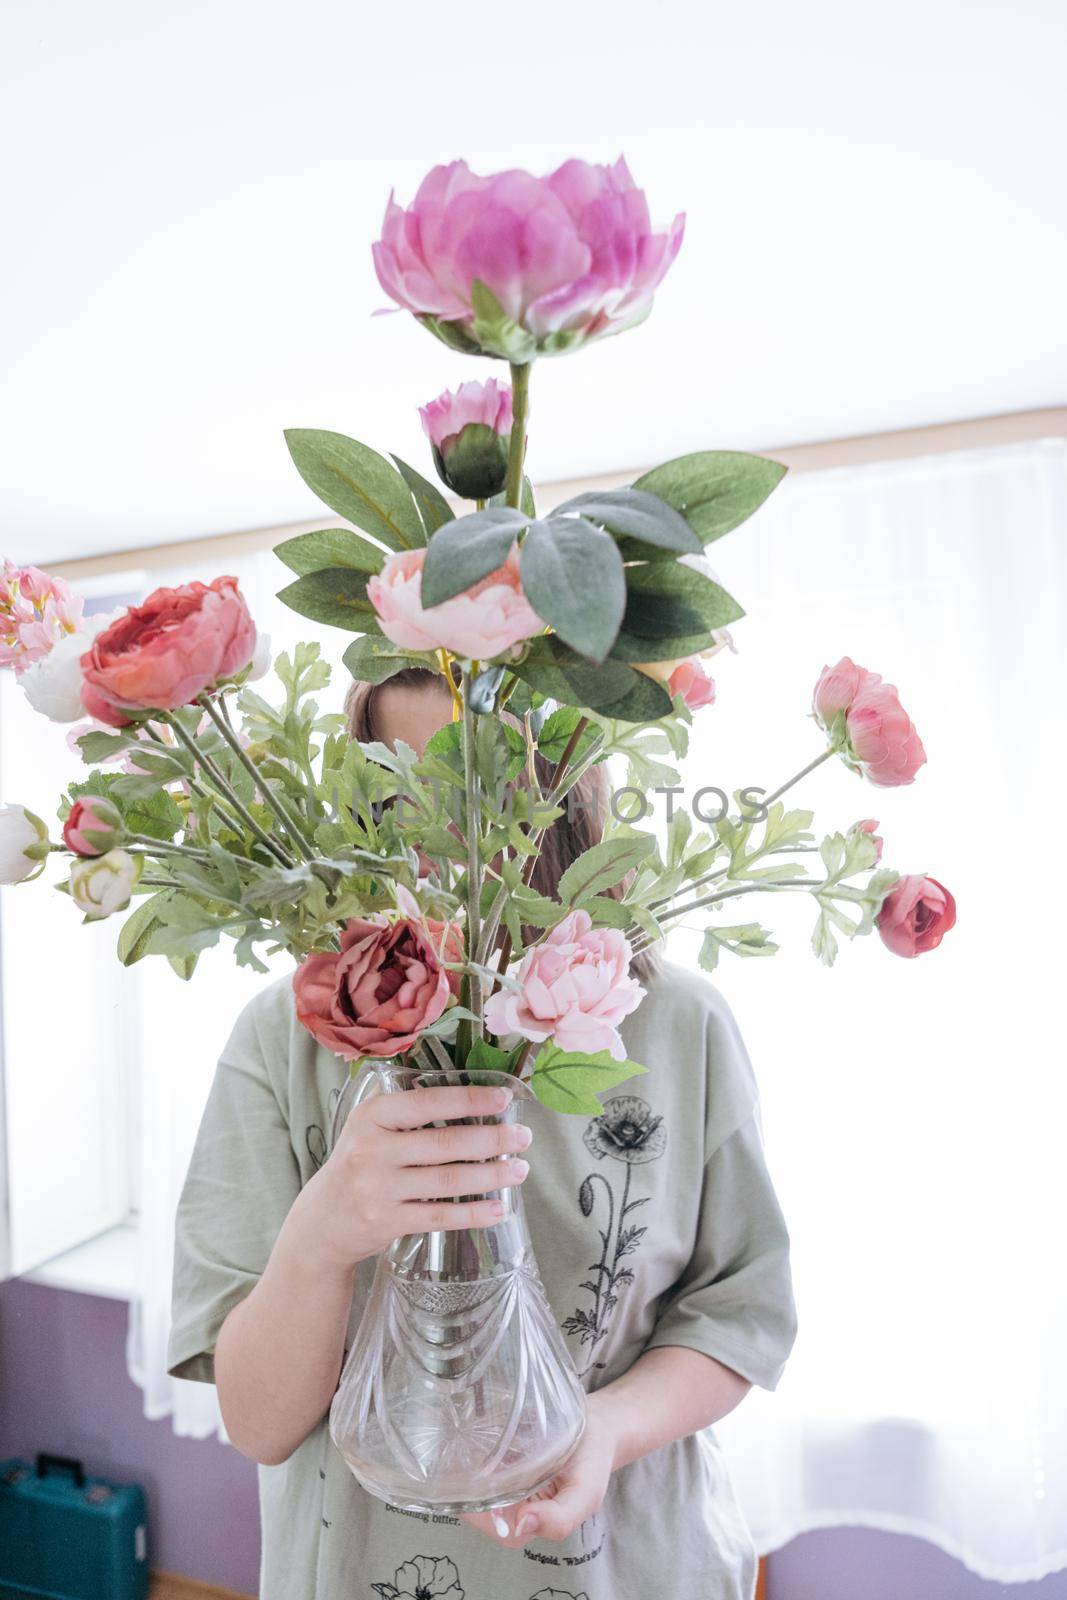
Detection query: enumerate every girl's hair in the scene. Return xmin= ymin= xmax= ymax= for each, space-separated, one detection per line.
xmin=344 ymin=667 xmax=657 ymax=981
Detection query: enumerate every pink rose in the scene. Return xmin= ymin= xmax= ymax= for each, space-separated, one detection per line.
xmin=813 ymin=656 xmax=926 ymax=787
xmin=80 ymin=575 xmax=257 ymax=725
xmin=293 ymin=916 xmax=462 ymax=1060
xmin=373 ymin=157 xmax=685 ymax=355
xmin=877 ymin=875 xmax=956 ymax=958
xmin=850 ymin=818 xmax=884 ymax=860
xmin=668 ymin=658 xmax=716 ymax=711
xmin=368 ymin=546 xmax=543 ymax=662
xmin=484 ymin=908 xmax=644 ymax=1061
xmin=63 ymin=795 xmax=123 ymax=857
xmin=1 ymin=559 xmax=84 ymax=674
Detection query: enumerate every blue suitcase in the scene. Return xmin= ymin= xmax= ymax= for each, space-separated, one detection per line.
xmin=0 ymin=1455 xmax=149 ymax=1600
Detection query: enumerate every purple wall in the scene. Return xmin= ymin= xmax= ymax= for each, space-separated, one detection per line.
xmin=0 ymin=1279 xmax=260 ymax=1594
xmin=2 ymin=1277 xmax=1066 ymax=1599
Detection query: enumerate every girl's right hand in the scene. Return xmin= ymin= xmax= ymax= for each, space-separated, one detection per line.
xmin=288 ymin=1082 xmax=532 ymax=1274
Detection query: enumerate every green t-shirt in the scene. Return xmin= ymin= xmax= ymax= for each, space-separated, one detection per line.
xmin=168 ymin=958 xmax=797 ymax=1599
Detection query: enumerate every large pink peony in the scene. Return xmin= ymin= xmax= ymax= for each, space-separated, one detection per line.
xmin=293 ymin=916 xmax=462 ymax=1060
xmin=80 ymin=575 xmax=257 ymax=726
xmin=877 ymin=875 xmax=956 ymax=958
xmin=813 ymin=656 xmax=926 ymax=787
xmin=368 ymin=546 xmax=543 ymax=662
xmin=484 ymin=909 xmax=644 ymax=1061
xmin=372 ymin=157 xmax=685 ymax=354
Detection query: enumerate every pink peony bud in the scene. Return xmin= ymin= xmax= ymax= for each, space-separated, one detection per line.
xmin=484 ymin=908 xmax=645 ymax=1061
xmin=419 ymin=379 xmax=514 ymax=501
xmin=63 ymin=795 xmax=124 ymax=857
xmin=813 ymin=656 xmax=926 ymax=787
xmin=877 ymin=874 xmax=956 ymax=958
xmin=368 ymin=546 xmax=543 ymax=663
xmin=373 ymin=157 xmax=685 ymax=358
xmin=850 ymin=818 xmax=883 ymax=860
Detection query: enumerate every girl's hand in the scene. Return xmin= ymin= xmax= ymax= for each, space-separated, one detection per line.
xmin=459 ymin=1392 xmax=618 ymax=1547
xmin=285 ymin=1081 xmax=531 ymax=1275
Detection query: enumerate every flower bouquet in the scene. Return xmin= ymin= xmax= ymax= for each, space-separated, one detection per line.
xmin=0 ymin=155 xmax=954 ymax=1512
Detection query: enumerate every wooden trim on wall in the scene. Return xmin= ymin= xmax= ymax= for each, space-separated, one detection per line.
xmin=150 ymin=1572 xmax=255 ymax=1600
xmin=48 ymin=406 xmax=1067 ymax=582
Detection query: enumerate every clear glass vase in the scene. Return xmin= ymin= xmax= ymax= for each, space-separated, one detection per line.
xmin=327 ymin=1062 xmax=587 ymax=1514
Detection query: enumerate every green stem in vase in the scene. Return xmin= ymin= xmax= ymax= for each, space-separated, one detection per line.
xmin=196 ymin=693 xmax=317 ymax=860
xmin=160 ymin=712 xmax=294 ymax=869
xmin=458 ymin=669 xmax=484 ymax=1060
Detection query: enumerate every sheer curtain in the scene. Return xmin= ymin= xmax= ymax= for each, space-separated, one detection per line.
xmin=125 ymin=439 xmax=1067 ymax=1577
xmin=677 ymin=438 xmax=1067 ymax=1582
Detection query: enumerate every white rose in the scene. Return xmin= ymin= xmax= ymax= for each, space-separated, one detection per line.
xmin=246 ymin=630 xmax=272 ymax=682
xmin=19 ymin=607 xmax=126 ymax=723
xmin=0 ymin=803 xmax=49 ymax=883
xmin=69 ymin=847 xmax=142 ymax=919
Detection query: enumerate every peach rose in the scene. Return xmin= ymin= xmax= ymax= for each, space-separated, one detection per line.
xmin=813 ymin=656 xmax=926 ymax=787
xmin=484 ymin=908 xmax=644 ymax=1060
xmin=63 ymin=795 xmax=123 ymax=857
xmin=80 ymin=575 xmax=257 ymax=726
xmin=877 ymin=875 xmax=956 ymax=958
xmin=367 ymin=546 xmax=543 ymax=662
xmin=667 ymin=657 xmax=716 ymax=710
xmin=292 ymin=915 xmax=462 ymax=1060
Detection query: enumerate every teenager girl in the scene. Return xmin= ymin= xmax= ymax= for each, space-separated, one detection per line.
xmin=168 ymin=667 xmax=797 ymax=1599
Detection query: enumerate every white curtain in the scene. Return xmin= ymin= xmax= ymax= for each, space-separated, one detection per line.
xmin=674 ymin=438 xmax=1067 ymax=1583
xmin=123 ymin=438 xmax=1067 ymax=1580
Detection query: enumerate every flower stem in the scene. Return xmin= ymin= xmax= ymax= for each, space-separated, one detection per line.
xmin=196 ymin=693 xmax=317 ymax=860
xmin=760 ymin=746 xmax=835 ymax=810
xmin=505 ymin=362 xmax=531 ymax=510
xmin=459 ymin=670 xmax=484 ymax=1058
xmin=629 ymin=877 xmax=821 ymax=954
xmin=161 ymin=713 xmax=294 ymax=868
xmin=126 ymin=833 xmax=215 ymax=863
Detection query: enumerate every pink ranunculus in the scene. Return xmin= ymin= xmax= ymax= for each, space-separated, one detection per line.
xmin=667 ymin=657 xmax=716 ymax=711
xmin=79 ymin=575 xmax=257 ymax=725
xmin=293 ymin=916 xmax=462 ymax=1060
xmin=63 ymin=795 xmax=123 ymax=857
xmin=813 ymin=656 xmax=926 ymax=788
xmin=372 ymin=157 xmax=685 ymax=355
xmin=877 ymin=875 xmax=956 ymax=958
xmin=484 ymin=908 xmax=644 ymax=1061
xmin=850 ymin=818 xmax=884 ymax=860
xmin=0 ymin=559 xmax=84 ymax=674
xmin=368 ymin=546 xmax=543 ymax=662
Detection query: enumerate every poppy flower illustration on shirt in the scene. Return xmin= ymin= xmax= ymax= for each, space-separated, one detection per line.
xmin=371 ymin=1554 xmax=464 ymax=1600
xmin=529 ymin=1590 xmax=591 ymax=1600
xmin=564 ymin=1094 xmax=668 ymax=1370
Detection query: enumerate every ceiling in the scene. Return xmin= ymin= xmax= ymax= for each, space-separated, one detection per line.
xmin=2 ymin=0 xmax=1065 ymax=565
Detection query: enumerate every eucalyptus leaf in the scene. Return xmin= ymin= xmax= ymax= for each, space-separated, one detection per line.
xmin=520 ymin=517 xmax=625 ymax=663
xmin=276 ymin=568 xmax=381 ymax=633
xmin=633 ymin=451 xmax=787 ymax=547
xmin=391 ymin=453 xmax=455 ymax=537
xmin=284 ymin=429 xmax=426 ymax=551
xmin=551 ymin=488 xmax=701 ymax=554
xmin=273 ymin=528 xmax=388 ymax=577
xmin=342 ymin=635 xmax=430 ymax=685
xmin=421 ymin=506 xmax=531 ymax=607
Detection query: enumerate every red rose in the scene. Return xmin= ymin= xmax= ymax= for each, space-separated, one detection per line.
xmin=80 ymin=575 xmax=256 ymax=725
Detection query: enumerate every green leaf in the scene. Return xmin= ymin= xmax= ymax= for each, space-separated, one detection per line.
xmin=633 ymin=451 xmax=787 ymax=547
xmin=390 ymin=453 xmax=455 ymax=538
xmin=67 ymin=771 xmax=184 ymax=842
xmin=698 ymin=922 xmax=779 ymax=973
xmin=512 ymin=635 xmax=672 ymax=721
xmin=465 ymin=1037 xmax=512 ymax=1072
xmin=612 ymin=561 xmax=744 ymax=660
xmin=74 ymin=730 xmax=135 ymax=764
xmin=811 ymin=910 xmax=839 ymax=967
xmin=578 ymin=894 xmax=633 ymax=929
xmin=469 ymin=279 xmax=538 ymax=363
xmin=117 ymin=891 xmax=173 ymax=966
xmin=273 ymin=528 xmax=388 ymax=577
xmin=558 ymin=834 xmax=656 ymax=904
xmin=536 ymin=706 xmax=600 ymax=765
xmin=342 ymin=635 xmax=430 ymax=685
xmin=284 ymin=429 xmax=426 ymax=551
xmin=276 ymin=568 xmax=380 ymax=632
xmin=529 ymin=1044 xmax=648 ymax=1116
xmin=551 ymin=489 xmax=701 ymax=554
xmin=520 ymin=517 xmax=626 ymax=663
xmin=421 ymin=506 xmax=531 ymax=608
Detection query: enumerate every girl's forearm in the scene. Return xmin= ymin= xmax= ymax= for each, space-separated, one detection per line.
xmin=214 ymin=1196 xmax=355 ymax=1466
xmin=593 ymin=1345 xmax=752 ymax=1471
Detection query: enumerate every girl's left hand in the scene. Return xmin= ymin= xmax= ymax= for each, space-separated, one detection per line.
xmin=460 ymin=1393 xmax=618 ymax=1547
